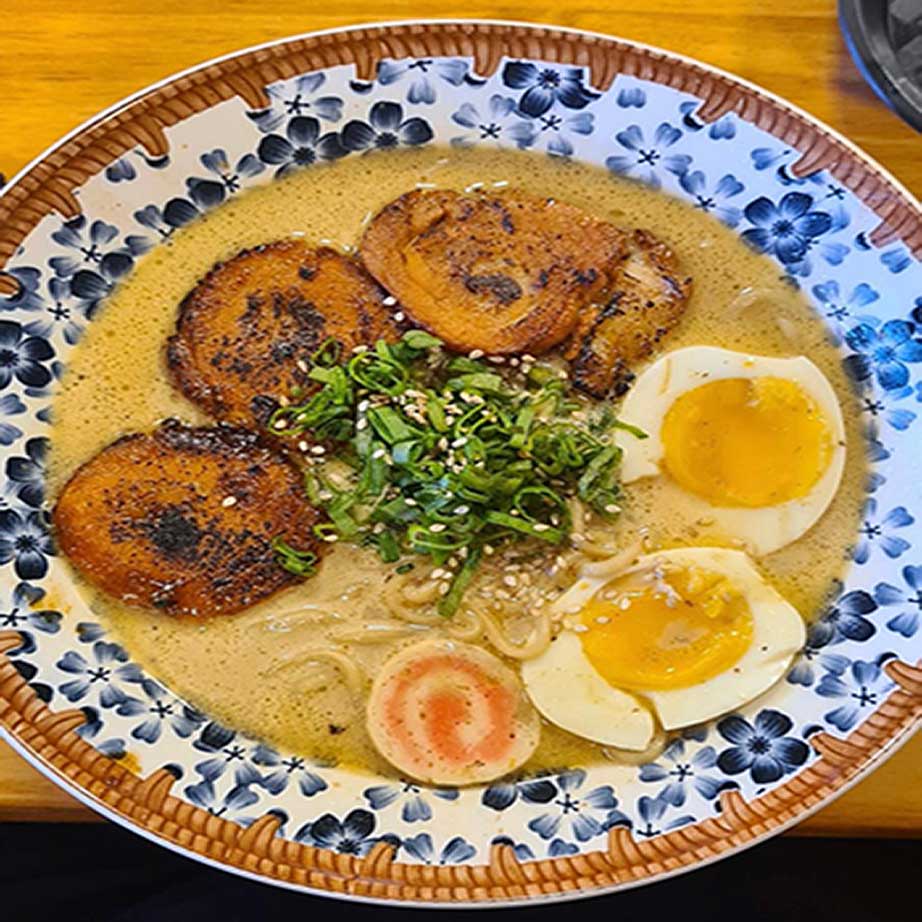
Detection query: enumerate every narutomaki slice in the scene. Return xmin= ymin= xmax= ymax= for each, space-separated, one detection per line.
xmin=367 ymin=640 xmax=540 ymax=785
xmin=360 ymin=189 xmax=629 ymax=355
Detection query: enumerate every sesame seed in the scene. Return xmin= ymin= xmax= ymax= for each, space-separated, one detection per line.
xmin=430 ymin=568 xmax=447 ymax=580
xmin=483 ymin=544 xmax=495 ymax=556
xmin=533 ymin=523 xmax=551 ymax=532
xmin=468 ymin=349 xmax=485 ymax=359
xmin=604 ymin=503 xmax=621 ymax=515
xmin=298 ymin=440 xmax=309 ymax=452
xmin=503 ymin=575 xmax=517 ymax=588
xmin=382 ymin=295 xmax=398 ymax=306
xmin=595 ymin=616 xmax=611 ymax=625
xmin=394 ymin=311 xmax=405 ymax=322
xmin=310 ymin=445 xmax=326 ymax=455
xmin=274 ymin=419 xmax=288 ymax=430
xmin=492 ymin=180 xmax=510 ymax=188
xmin=429 ymin=523 xmax=447 ymax=533
xmin=372 ymin=448 xmax=387 ymax=460
xmin=356 ymin=418 xmax=368 ymax=431
xmin=404 ymin=497 xmax=418 ymax=506
xmin=451 ymin=437 xmax=468 ymax=448
xmin=487 ymin=355 xmax=506 ymax=364
xmin=221 ymin=496 xmax=237 ymax=508
xmin=571 ymin=624 xmax=589 ymax=633
xmin=438 ymin=582 xmax=451 ymax=596
xmin=453 ymin=505 xmax=470 ymax=515
xmin=323 ymin=534 xmax=339 ymax=543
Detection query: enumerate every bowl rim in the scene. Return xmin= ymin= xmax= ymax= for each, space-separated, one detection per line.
xmin=0 ymin=17 xmax=920 ymax=907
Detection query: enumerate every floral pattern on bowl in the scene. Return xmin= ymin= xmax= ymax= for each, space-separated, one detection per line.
xmin=0 ymin=24 xmax=920 ymax=903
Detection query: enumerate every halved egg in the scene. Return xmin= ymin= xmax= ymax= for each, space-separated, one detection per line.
xmin=521 ymin=547 xmax=804 ymax=747
xmin=614 ymin=346 xmax=846 ymax=555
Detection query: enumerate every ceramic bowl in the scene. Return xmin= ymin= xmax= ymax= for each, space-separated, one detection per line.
xmin=0 ymin=20 xmax=920 ymax=907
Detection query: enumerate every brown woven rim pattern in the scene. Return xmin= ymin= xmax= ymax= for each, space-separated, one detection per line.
xmin=1 ymin=20 xmax=922 ymax=299
xmin=1 ymin=630 xmax=920 ymax=900
xmin=0 ymin=21 xmax=921 ymax=901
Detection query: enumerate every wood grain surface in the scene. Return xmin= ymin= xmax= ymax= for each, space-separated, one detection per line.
xmin=0 ymin=1 xmax=918 ymax=833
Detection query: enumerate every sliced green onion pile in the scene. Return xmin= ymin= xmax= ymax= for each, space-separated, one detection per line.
xmin=269 ymin=331 xmax=644 ymax=616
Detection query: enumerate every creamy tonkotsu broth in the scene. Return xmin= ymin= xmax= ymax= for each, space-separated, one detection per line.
xmin=48 ymin=147 xmax=866 ymax=777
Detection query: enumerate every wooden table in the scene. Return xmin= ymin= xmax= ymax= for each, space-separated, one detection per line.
xmin=0 ymin=0 xmax=919 ymax=833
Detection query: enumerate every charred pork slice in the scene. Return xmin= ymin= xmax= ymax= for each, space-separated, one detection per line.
xmin=167 ymin=241 xmax=400 ymax=426
xmin=568 ymin=230 xmax=692 ymax=398
xmin=53 ymin=421 xmax=323 ymax=617
xmin=360 ymin=189 xmax=629 ymax=355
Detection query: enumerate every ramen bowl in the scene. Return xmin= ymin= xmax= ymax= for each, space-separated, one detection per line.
xmin=0 ymin=20 xmax=920 ymax=906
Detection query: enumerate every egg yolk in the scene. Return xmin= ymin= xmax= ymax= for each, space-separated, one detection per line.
xmin=660 ymin=376 xmax=832 ymax=507
xmin=578 ymin=565 xmax=753 ymax=690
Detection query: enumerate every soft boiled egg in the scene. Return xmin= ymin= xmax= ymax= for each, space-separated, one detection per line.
xmin=521 ymin=547 xmax=805 ymax=748
xmin=614 ymin=346 xmax=846 ymax=555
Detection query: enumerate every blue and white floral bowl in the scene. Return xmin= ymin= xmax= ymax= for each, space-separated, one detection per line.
xmin=0 ymin=20 xmax=919 ymax=906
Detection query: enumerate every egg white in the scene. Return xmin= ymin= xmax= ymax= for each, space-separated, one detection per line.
xmin=613 ymin=346 xmax=846 ymax=555
xmin=522 ymin=547 xmax=805 ymax=741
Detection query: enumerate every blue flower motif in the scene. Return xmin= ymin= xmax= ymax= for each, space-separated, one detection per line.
xmin=481 ymin=773 xmax=557 ymax=811
xmin=639 ymin=739 xmax=727 ymax=805
xmin=0 ymin=582 xmax=61 ymax=634
xmin=251 ymin=73 xmax=344 ymax=133
xmin=296 ymin=808 xmax=386 ymax=855
xmin=0 ymin=394 xmax=26 ymax=446
xmin=880 ymin=247 xmax=911 ymax=274
xmin=450 ymin=95 xmax=536 ymax=149
xmin=529 ymin=111 xmax=595 ymax=157
xmin=859 ymin=385 xmax=916 ymax=433
xmin=20 ymin=275 xmax=85 ymax=345
xmin=185 ymin=766 xmax=261 ymax=817
xmin=740 ymin=192 xmax=832 ymax=266
xmin=874 ymin=565 xmax=922 ymax=638
xmin=341 ymin=102 xmax=434 ymax=153
xmin=678 ymin=102 xmax=735 ymax=140
xmin=363 ymin=781 xmax=458 ymax=823
xmin=257 ymin=116 xmax=347 ymax=179
xmin=679 ymin=171 xmax=744 ymax=226
xmin=617 ymin=86 xmax=646 ymax=108
xmin=807 ymin=585 xmax=878 ymax=649
xmin=377 ymin=58 xmax=477 ymax=104
xmin=716 ymin=709 xmax=809 ymax=784
xmin=816 ymin=659 xmax=896 ymax=731
xmin=525 ymin=770 xmax=623 ymax=843
xmin=104 ymin=149 xmax=170 ymax=183
xmin=605 ymin=123 xmax=690 ymax=188
xmin=0 ymin=267 xmax=45 ymax=313
xmin=0 ymin=508 xmax=54 ymax=579
xmin=854 ymin=498 xmax=914 ymax=563
xmin=843 ymin=319 xmax=922 ymax=391
xmin=401 ymin=833 xmax=476 ymax=865
xmin=255 ymin=747 xmax=329 ymax=797
xmin=186 ymin=149 xmax=264 ymax=203
xmin=811 ymin=280 xmax=879 ymax=326
xmin=55 ymin=640 xmax=144 ymax=708
xmin=501 ymin=62 xmax=600 ymax=117
xmin=127 ymin=679 xmax=206 ymax=744
xmin=74 ymin=706 xmax=127 ymax=758
xmin=5 ymin=436 xmax=48 ymax=508
xmin=632 ymin=794 xmax=694 ymax=838
xmin=0 ymin=320 xmax=55 ymax=391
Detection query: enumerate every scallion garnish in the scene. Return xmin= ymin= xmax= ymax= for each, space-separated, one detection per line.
xmin=269 ymin=331 xmax=644 ymax=615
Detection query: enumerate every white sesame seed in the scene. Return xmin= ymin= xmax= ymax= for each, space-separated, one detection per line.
xmin=352 ymin=344 xmax=368 ymax=353
xmin=297 ymin=440 xmax=309 ymax=452
xmin=451 ymin=437 xmax=468 ymax=448
xmin=323 ymin=534 xmax=339 ymax=543
xmin=492 ymin=180 xmax=510 ymax=188
xmin=464 ymin=181 xmax=484 ymax=193
xmin=394 ymin=311 xmax=405 ymax=322
xmin=430 ymin=568 xmax=448 ymax=580
xmin=572 ymin=624 xmax=589 ymax=633
xmin=356 ymin=418 xmax=368 ymax=431
xmin=415 ymin=181 xmax=437 ymax=190
xmin=429 ymin=523 xmax=447 ymax=533
xmin=483 ymin=544 xmax=495 ymax=556
xmin=221 ymin=496 xmax=237 ymax=508
xmin=274 ymin=419 xmax=288 ymax=430
xmin=503 ymin=575 xmax=517 ymax=588
xmin=595 ymin=616 xmax=611 ymax=625
xmin=605 ymin=504 xmax=621 ymax=515
xmin=453 ymin=505 xmax=470 ymax=515
xmin=533 ymin=523 xmax=551 ymax=532
xmin=372 ymin=448 xmax=387 ymax=460
xmin=404 ymin=497 xmax=418 ymax=506
xmin=382 ymin=295 xmax=398 ymax=306
xmin=318 ymin=491 xmax=334 ymax=502
xmin=438 ymin=582 xmax=451 ymax=596
xmin=310 ymin=445 xmax=326 ymax=455
xmin=468 ymin=349 xmax=485 ymax=359
xmin=487 ymin=355 xmax=506 ymax=364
